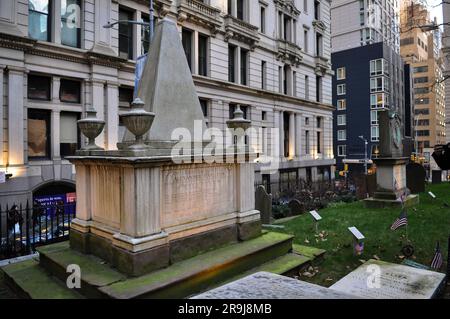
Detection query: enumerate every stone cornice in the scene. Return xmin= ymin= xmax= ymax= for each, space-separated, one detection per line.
xmin=192 ymin=75 xmax=334 ymax=112
xmin=0 ymin=32 xmax=127 ymax=68
xmin=274 ymin=0 xmax=301 ymax=18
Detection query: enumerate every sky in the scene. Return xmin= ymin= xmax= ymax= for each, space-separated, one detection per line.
xmin=427 ymin=0 xmax=443 ymax=24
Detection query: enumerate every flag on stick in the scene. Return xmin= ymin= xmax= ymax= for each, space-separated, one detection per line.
xmin=390 ymin=209 xmax=408 ymax=231
xmin=430 ymin=241 xmax=443 ymax=270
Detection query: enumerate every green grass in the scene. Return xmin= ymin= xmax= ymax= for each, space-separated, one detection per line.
xmin=278 ymin=183 xmax=450 ymax=287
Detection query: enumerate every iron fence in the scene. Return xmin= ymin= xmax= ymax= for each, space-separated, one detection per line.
xmin=0 ymin=201 xmax=76 ymax=261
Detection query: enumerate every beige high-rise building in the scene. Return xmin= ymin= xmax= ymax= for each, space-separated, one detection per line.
xmin=400 ymin=0 xmax=446 ymax=153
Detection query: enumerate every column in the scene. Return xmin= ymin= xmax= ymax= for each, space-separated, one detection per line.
xmin=193 ymin=30 xmax=199 ymax=75
xmin=72 ymin=164 xmax=91 ymax=232
xmin=273 ymin=111 xmax=280 ymax=158
xmin=8 ymin=67 xmax=24 ymax=166
xmin=289 ymin=112 xmax=295 ymax=158
xmin=51 ymin=111 xmax=61 ymax=160
xmin=0 ymin=67 xmax=3 ymax=166
xmin=295 ymin=113 xmax=302 ymax=158
xmin=52 ymin=0 xmax=62 ymax=44
xmin=90 ymin=79 xmax=105 ymax=149
xmin=106 ymin=81 xmax=119 ymax=150
xmin=279 ymin=111 xmax=284 ymax=158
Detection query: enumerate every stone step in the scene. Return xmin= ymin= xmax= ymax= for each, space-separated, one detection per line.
xmin=99 ymin=231 xmax=294 ymax=299
xmin=292 ymin=244 xmax=326 ymax=261
xmin=37 ymin=241 xmax=126 ymax=299
xmin=2 ymin=258 xmax=83 ymax=299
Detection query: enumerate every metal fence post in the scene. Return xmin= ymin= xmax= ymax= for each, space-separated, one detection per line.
xmin=25 ymin=201 xmax=31 ymax=255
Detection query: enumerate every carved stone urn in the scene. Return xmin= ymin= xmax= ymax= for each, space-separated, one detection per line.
xmin=78 ymin=108 xmax=105 ymax=150
xmin=226 ymin=104 xmax=251 ymax=148
xmin=120 ymin=98 xmax=155 ymax=150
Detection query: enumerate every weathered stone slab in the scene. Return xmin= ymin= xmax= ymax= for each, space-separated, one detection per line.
xmin=255 ymin=185 xmax=272 ymax=224
xmin=330 ymin=259 xmax=446 ymax=299
xmin=192 ymin=272 xmax=357 ymax=299
xmin=406 ymin=163 xmax=426 ymax=194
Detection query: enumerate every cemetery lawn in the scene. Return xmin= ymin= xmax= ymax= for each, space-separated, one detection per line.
xmin=277 ymin=182 xmax=450 ymax=287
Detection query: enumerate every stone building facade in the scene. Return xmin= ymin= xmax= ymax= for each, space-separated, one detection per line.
xmin=400 ymin=0 xmax=446 ymax=152
xmin=443 ymin=1 xmax=450 ymax=143
xmin=0 ymin=0 xmax=335 ymax=206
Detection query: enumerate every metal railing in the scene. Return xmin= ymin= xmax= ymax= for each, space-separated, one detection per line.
xmin=0 ymin=201 xmax=76 ymax=261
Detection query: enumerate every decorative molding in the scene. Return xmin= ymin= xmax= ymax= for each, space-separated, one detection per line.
xmin=276 ymin=39 xmax=303 ymax=66
xmin=176 ymin=0 xmax=222 ymax=36
xmin=223 ymin=15 xmax=259 ymax=50
xmin=274 ymin=0 xmax=301 ymax=18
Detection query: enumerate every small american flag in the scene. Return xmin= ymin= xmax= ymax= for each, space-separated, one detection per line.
xmin=430 ymin=241 xmax=444 ymax=270
xmin=390 ymin=209 xmax=408 ymax=231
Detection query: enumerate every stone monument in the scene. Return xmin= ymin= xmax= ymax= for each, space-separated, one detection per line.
xmin=1 ymin=19 xmax=305 ymax=299
xmin=364 ymin=110 xmax=419 ymax=208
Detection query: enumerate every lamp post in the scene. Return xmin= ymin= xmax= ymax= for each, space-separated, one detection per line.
xmin=359 ymin=135 xmax=368 ymax=175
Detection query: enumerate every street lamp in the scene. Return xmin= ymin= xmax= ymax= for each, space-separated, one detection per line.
xmin=359 ymin=135 xmax=368 ymax=175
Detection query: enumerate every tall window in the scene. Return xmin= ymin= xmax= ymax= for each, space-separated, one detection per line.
xmin=237 ymin=0 xmax=245 ymax=20
xmin=29 ymin=0 xmax=51 ymax=41
xmin=60 ymin=112 xmax=80 ymax=157
xmin=118 ymin=8 xmax=133 ymax=59
xmin=316 ymin=33 xmax=323 ymax=56
xmin=28 ymin=109 xmax=51 ymax=159
xmin=304 ymin=29 xmax=309 ymax=53
xmin=228 ymin=45 xmax=237 ymax=83
xmin=182 ymin=28 xmax=193 ymax=71
xmin=61 ymin=0 xmax=81 ymax=48
xmin=317 ymin=131 xmax=321 ymax=154
xmin=316 ymin=75 xmax=322 ymax=102
xmin=260 ymin=6 xmax=266 ymax=34
xmin=240 ymin=48 xmax=248 ymax=85
xmin=314 ymin=0 xmax=320 ymax=20
xmin=305 ymin=130 xmax=310 ymax=154
xmin=199 ymin=98 xmax=209 ymax=119
xmin=198 ymin=34 xmax=208 ymax=76
xmin=261 ymin=61 xmax=267 ymax=90
xmin=141 ymin=15 xmax=156 ymax=55
xmin=293 ymin=71 xmax=297 ymax=97
xmin=304 ymin=0 xmax=308 ymax=13
xmin=283 ymin=65 xmax=290 ymax=95
xmin=305 ymin=75 xmax=309 ymax=100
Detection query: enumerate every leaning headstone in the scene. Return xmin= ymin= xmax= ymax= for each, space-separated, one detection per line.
xmin=192 ymin=272 xmax=357 ymax=299
xmin=406 ymin=163 xmax=426 ymax=194
xmin=330 ymin=259 xmax=446 ymax=299
xmin=288 ymin=199 xmax=304 ymax=216
xmin=255 ymin=185 xmax=272 ymax=224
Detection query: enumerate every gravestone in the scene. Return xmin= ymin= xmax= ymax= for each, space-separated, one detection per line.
xmin=406 ymin=163 xmax=426 ymax=194
xmin=432 ymin=170 xmax=442 ymax=184
xmin=330 ymin=259 xmax=446 ymax=299
xmin=255 ymin=185 xmax=272 ymax=224
xmin=288 ymin=199 xmax=303 ymax=216
xmin=192 ymin=272 xmax=357 ymax=299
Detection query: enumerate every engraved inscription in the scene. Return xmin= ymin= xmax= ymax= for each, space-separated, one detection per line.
xmin=161 ymin=163 xmax=237 ymax=228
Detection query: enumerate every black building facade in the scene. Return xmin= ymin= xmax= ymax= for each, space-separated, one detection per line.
xmin=332 ymin=42 xmax=412 ymax=171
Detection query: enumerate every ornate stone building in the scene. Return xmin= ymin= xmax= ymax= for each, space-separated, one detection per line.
xmin=0 ymin=0 xmax=334 ymax=205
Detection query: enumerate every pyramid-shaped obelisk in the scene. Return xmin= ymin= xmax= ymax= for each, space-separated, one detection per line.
xmin=122 ymin=19 xmax=207 ymax=145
